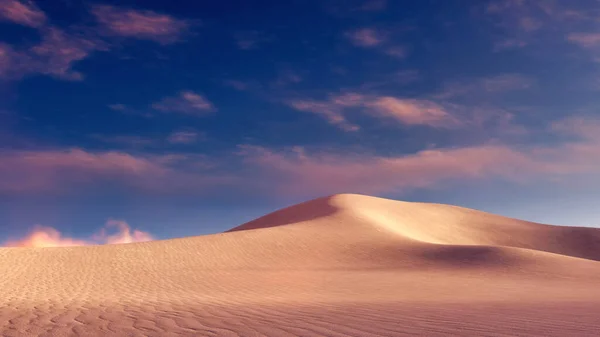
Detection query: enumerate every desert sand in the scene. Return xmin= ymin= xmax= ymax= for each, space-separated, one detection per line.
xmin=1 ymin=194 xmax=600 ymax=336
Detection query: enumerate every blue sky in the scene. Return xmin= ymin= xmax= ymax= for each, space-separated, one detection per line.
xmin=1 ymin=0 xmax=600 ymax=246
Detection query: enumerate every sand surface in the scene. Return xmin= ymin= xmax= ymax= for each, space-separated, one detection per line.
xmin=2 ymin=194 xmax=600 ymax=336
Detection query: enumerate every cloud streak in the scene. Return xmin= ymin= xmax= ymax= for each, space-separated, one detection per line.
xmin=1 ymin=117 xmax=599 ymax=198
xmin=344 ymin=28 xmax=385 ymax=47
xmin=152 ymin=91 xmax=216 ymax=115
xmin=92 ymin=5 xmax=189 ymax=44
xmin=0 ymin=27 xmax=106 ymax=81
xmin=238 ymin=118 xmax=600 ymax=196
xmin=0 ymin=148 xmax=235 ymax=195
xmin=287 ymin=93 xmax=460 ymax=131
xmin=3 ymin=220 xmax=153 ymax=248
xmin=0 ymin=0 xmax=46 ymax=27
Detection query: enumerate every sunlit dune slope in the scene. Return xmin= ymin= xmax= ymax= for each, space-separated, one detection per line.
xmin=232 ymin=193 xmax=600 ymax=262
xmin=1 ymin=193 xmax=599 ymax=304
xmin=2 ymin=194 xmax=600 ymax=336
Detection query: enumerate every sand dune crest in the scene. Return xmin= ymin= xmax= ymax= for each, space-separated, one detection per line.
xmin=2 ymin=193 xmax=600 ymax=336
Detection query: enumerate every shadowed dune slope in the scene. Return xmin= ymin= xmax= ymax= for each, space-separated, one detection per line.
xmin=1 ymin=194 xmax=600 ymax=298
xmin=2 ymin=194 xmax=600 ymax=336
xmin=231 ymin=194 xmax=600 ymax=263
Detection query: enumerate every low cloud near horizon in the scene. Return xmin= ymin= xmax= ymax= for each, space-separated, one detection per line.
xmin=3 ymin=220 xmax=154 ymax=248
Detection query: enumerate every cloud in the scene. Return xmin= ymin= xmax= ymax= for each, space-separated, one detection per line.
xmin=91 ymin=219 xmax=154 ymax=245
xmin=91 ymin=5 xmax=189 ymax=44
xmin=344 ymin=28 xmax=385 ymax=47
xmin=152 ymin=91 xmax=215 ymax=115
xmin=384 ymin=46 xmax=408 ymax=58
xmin=367 ymin=97 xmax=458 ymax=127
xmin=108 ymin=103 xmax=127 ymax=111
xmin=0 ymin=148 xmax=168 ymax=193
xmin=435 ymin=74 xmax=534 ymax=99
xmin=28 ymin=27 xmax=106 ymax=80
xmin=90 ymin=134 xmax=155 ymax=148
xmin=287 ymin=96 xmax=361 ymax=132
xmin=1 ymin=116 xmax=599 ymax=198
xmin=3 ymin=220 xmax=153 ymax=248
xmin=0 ymin=148 xmax=232 ymax=195
xmin=483 ymin=0 xmax=594 ymax=51
xmin=223 ymin=79 xmax=250 ymax=91
xmin=271 ymin=69 xmax=303 ymax=87
xmin=167 ymin=130 xmax=201 ymax=144
xmin=238 ymin=118 xmax=600 ymax=196
xmin=233 ymin=31 xmax=268 ymax=50
xmin=0 ymin=27 xmax=106 ymax=81
xmin=238 ymin=144 xmax=533 ymax=196
xmin=0 ymin=0 xmax=46 ymax=27
xmin=287 ymin=93 xmax=460 ymax=131
xmin=493 ymin=38 xmax=528 ymax=51
xmin=568 ymin=33 xmax=600 ymax=48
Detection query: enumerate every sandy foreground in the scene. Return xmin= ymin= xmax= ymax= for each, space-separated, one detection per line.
xmin=1 ymin=194 xmax=600 ymax=336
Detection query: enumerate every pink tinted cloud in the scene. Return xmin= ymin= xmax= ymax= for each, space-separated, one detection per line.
xmin=0 ymin=0 xmax=46 ymax=27
xmin=287 ymin=93 xmax=459 ymax=130
xmin=239 ymin=144 xmax=534 ymax=196
xmin=367 ymin=97 xmax=459 ymax=127
xmin=4 ymin=220 xmax=153 ymax=248
xmin=238 ymin=121 xmax=600 ymax=196
xmin=152 ymin=91 xmax=215 ymax=115
xmin=167 ymin=130 xmax=201 ymax=144
xmin=435 ymin=74 xmax=533 ymax=99
xmin=288 ymin=98 xmax=361 ymax=132
xmin=568 ymin=33 xmax=600 ymax=48
xmin=344 ymin=28 xmax=385 ymax=47
xmin=0 ymin=148 xmax=167 ymax=193
xmin=0 ymin=43 xmax=16 ymax=76
xmin=92 ymin=5 xmax=189 ymax=44
xmin=91 ymin=220 xmax=154 ymax=245
xmin=0 ymin=27 xmax=105 ymax=81
xmin=0 ymin=148 xmax=233 ymax=195
xmin=29 ymin=27 xmax=106 ymax=80
xmin=384 ymin=46 xmax=408 ymax=58
xmin=3 ymin=226 xmax=88 ymax=248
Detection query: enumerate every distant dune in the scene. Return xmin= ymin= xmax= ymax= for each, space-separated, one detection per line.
xmin=2 ymin=194 xmax=600 ymax=336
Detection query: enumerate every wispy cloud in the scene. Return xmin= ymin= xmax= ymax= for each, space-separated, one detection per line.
xmin=91 ymin=5 xmax=189 ymax=44
xmin=483 ymin=0 xmax=594 ymax=51
xmin=167 ymin=130 xmax=202 ymax=144
xmin=90 ymin=134 xmax=156 ymax=148
xmin=344 ymin=27 xmax=409 ymax=58
xmin=0 ymin=27 xmax=105 ymax=81
xmin=367 ymin=97 xmax=458 ymax=127
xmin=568 ymin=33 xmax=600 ymax=48
xmin=223 ymin=79 xmax=250 ymax=91
xmin=287 ymin=92 xmax=459 ymax=131
xmin=271 ymin=69 xmax=303 ymax=88
xmin=0 ymin=148 xmax=230 ymax=195
xmin=384 ymin=46 xmax=408 ymax=58
xmin=345 ymin=27 xmax=385 ymax=47
xmin=1 ymin=116 xmax=600 ymax=197
xmin=233 ymin=30 xmax=269 ymax=50
xmin=3 ymin=220 xmax=153 ymax=248
xmin=0 ymin=0 xmax=46 ymax=27
xmin=152 ymin=91 xmax=215 ymax=115
xmin=435 ymin=74 xmax=534 ymax=99
xmin=238 ymin=118 xmax=600 ymax=196
xmin=288 ymin=97 xmax=361 ymax=132
xmin=28 ymin=27 xmax=106 ymax=81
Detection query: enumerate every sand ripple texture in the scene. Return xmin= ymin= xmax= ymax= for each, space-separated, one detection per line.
xmin=2 ymin=194 xmax=600 ymax=336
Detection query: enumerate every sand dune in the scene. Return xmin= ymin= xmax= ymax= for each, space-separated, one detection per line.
xmin=2 ymin=194 xmax=600 ymax=336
